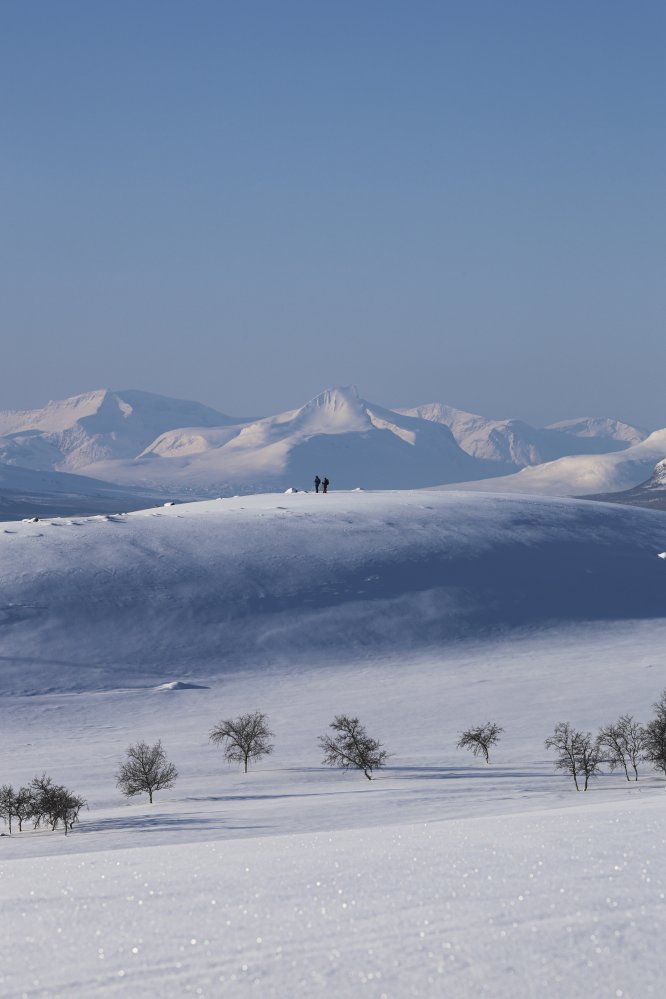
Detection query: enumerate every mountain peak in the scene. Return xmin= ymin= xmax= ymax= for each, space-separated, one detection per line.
xmin=307 ymin=385 xmax=362 ymax=410
xmin=292 ymin=386 xmax=370 ymax=434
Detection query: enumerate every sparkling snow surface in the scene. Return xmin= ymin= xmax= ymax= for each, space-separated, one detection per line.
xmin=2 ymin=491 xmax=666 ymax=997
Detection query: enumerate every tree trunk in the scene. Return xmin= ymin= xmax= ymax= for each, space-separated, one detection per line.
xmin=364 ymin=769 xmax=372 ymax=780
xmin=148 ymin=789 xmax=153 ymax=804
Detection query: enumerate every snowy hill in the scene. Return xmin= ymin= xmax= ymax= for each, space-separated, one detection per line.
xmin=3 ymin=489 xmax=666 ymax=998
xmin=1 ymin=489 xmax=665 ymax=696
xmin=0 ymin=459 xmax=159 ymax=520
xmin=588 ymin=457 xmax=666 ymax=511
xmin=440 ymin=427 xmax=666 ymax=497
xmin=0 ymin=388 xmax=242 ymax=471
xmin=77 ymin=386 xmax=505 ymax=494
xmin=400 ymin=403 xmax=642 ymax=466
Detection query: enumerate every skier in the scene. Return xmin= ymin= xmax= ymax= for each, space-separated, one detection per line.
xmin=314 ymin=475 xmax=321 ymax=493
xmin=322 ymin=477 xmax=329 ymax=494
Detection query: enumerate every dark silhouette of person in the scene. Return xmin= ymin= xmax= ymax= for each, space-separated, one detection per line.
xmin=314 ymin=475 xmax=321 ymax=493
xmin=322 ymin=477 xmax=329 ymax=494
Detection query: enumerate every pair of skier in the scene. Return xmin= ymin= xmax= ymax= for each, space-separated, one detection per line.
xmin=314 ymin=475 xmax=329 ymax=494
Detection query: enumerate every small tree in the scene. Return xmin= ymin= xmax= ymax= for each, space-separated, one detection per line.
xmin=643 ymin=690 xmax=666 ymax=776
xmin=319 ymin=715 xmax=388 ymax=780
xmin=457 ymin=722 xmax=503 ymax=764
xmin=0 ymin=784 xmax=17 ymax=834
xmin=209 ymin=711 xmax=274 ymax=773
xmin=597 ymin=714 xmax=646 ymax=781
xmin=116 ymin=740 xmax=178 ymax=804
xmin=32 ymin=775 xmax=84 ymax=834
xmin=545 ymin=722 xmax=602 ymax=791
xmin=30 ymin=775 xmax=86 ymax=835
xmin=14 ymin=785 xmax=34 ymax=832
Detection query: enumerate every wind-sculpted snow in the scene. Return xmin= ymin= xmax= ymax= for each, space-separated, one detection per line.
xmin=0 ymin=491 xmax=664 ymax=694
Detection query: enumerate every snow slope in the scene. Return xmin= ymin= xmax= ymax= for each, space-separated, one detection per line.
xmin=0 ymin=460 xmax=159 ymax=521
xmin=440 ymin=428 xmax=666 ymax=497
xmin=400 ymin=403 xmax=640 ymax=466
xmin=3 ymin=491 xmax=666 ymax=997
xmin=589 ymin=458 xmax=666 ymax=511
xmin=1 ymin=490 xmax=665 ymax=695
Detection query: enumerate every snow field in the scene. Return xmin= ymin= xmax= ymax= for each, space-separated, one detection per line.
xmin=2 ymin=491 xmax=666 ymax=996
xmin=3 ymin=798 xmax=666 ymax=998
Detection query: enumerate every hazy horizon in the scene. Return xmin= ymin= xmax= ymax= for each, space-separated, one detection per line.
xmin=2 ymin=1 xmax=664 ymax=428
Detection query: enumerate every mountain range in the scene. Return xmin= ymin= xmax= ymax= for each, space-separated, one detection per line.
xmin=0 ymin=385 xmax=661 ymax=511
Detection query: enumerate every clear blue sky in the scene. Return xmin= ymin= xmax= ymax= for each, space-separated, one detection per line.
xmin=1 ymin=1 xmax=664 ymax=427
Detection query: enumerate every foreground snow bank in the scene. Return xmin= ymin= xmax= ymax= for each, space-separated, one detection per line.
xmin=3 ymin=797 xmax=665 ymax=998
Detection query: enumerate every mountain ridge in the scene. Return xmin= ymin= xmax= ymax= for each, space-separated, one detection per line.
xmin=0 ymin=385 xmax=658 ymax=502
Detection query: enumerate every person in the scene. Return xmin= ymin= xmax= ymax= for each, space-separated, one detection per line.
xmin=322 ymin=477 xmax=329 ymax=494
xmin=314 ymin=475 xmax=321 ymax=493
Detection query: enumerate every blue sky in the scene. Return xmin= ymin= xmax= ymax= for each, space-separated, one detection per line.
xmin=1 ymin=1 xmax=664 ymax=426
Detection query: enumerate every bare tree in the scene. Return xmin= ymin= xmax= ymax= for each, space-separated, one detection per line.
xmin=13 ymin=786 xmax=34 ymax=832
xmin=0 ymin=784 xmax=17 ymax=834
xmin=116 ymin=740 xmax=178 ymax=804
xmin=457 ymin=722 xmax=503 ymax=764
xmin=319 ymin=715 xmax=388 ymax=780
xmin=643 ymin=690 xmax=666 ymax=777
xmin=209 ymin=711 xmax=274 ymax=773
xmin=597 ymin=714 xmax=646 ymax=781
xmin=30 ymin=774 xmax=86 ymax=835
xmin=545 ymin=722 xmax=602 ymax=791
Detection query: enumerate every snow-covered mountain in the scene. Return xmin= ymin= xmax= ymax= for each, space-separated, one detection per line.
xmin=77 ymin=386 xmax=507 ymax=494
xmin=0 ymin=388 xmax=242 ymax=471
xmin=438 ymin=427 xmax=666 ymax=498
xmin=546 ymin=416 xmax=647 ymax=445
xmin=400 ymin=403 xmax=644 ymax=466
xmin=0 ymin=385 xmax=657 ymax=503
xmin=588 ymin=457 xmax=666 ymax=511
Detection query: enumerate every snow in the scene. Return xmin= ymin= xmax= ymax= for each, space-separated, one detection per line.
xmin=0 ymin=459 xmax=159 ymax=522
xmin=400 ymin=403 xmax=640 ymax=467
xmin=3 ymin=797 xmax=666 ymax=998
xmin=2 ymin=489 xmax=666 ymax=996
xmin=0 ymin=389 xmax=241 ymax=471
xmin=2 ymin=386 xmax=654 ymax=503
xmin=79 ymin=386 xmax=494 ymax=494
xmin=1 ymin=490 xmax=665 ymax=694
xmin=441 ymin=428 xmax=666 ymax=498
xmin=547 ymin=415 xmax=648 ymax=445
